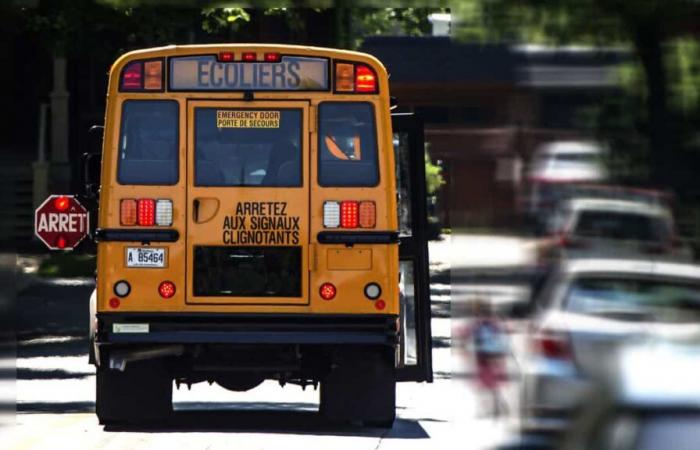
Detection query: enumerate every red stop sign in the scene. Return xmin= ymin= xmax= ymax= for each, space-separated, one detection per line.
xmin=34 ymin=195 xmax=90 ymax=250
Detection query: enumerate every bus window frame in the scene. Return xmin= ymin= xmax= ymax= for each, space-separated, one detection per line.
xmin=116 ymin=99 xmax=180 ymax=186
xmin=117 ymin=57 xmax=166 ymax=93
xmin=192 ymin=106 xmax=305 ymax=188
xmin=317 ymin=101 xmax=381 ymax=188
xmin=166 ymin=54 xmax=332 ymax=93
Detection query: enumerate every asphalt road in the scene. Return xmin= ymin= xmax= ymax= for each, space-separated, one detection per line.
xmin=2 ymin=237 xmax=531 ymax=449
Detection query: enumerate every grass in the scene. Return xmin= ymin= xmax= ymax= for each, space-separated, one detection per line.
xmin=38 ymin=253 xmax=96 ymax=278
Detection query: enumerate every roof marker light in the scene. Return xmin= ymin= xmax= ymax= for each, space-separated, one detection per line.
xmin=264 ymin=52 xmax=281 ymax=62
xmin=242 ymin=52 xmax=257 ymax=62
xmin=218 ymin=51 xmax=235 ymax=62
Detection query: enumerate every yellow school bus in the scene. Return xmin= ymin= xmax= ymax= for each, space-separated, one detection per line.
xmin=87 ymin=44 xmax=432 ymax=426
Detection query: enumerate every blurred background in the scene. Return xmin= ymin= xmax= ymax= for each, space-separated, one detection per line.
xmin=2 ymin=0 xmax=700 ymax=448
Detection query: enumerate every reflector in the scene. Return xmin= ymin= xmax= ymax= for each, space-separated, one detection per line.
xmin=158 ymin=281 xmax=176 ymax=299
xmin=319 ymin=282 xmax=336 ymax=300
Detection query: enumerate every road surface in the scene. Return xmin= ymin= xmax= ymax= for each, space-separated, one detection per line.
xmin=2 ymin=236 xmax=532 ymax=449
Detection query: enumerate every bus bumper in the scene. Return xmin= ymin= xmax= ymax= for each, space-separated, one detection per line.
xmin=96 ymin=313 xmax=399 ymax=346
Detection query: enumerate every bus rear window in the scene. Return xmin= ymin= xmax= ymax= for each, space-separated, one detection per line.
xmin=117 ymin=100 xmax=178 ymax=185
xmin=194 ymin=108 xmax=302 ymax=187
xmin=318 ymin=102 xmax=378 ymax=187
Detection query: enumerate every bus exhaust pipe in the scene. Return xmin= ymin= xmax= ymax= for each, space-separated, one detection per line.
xmin=109 ymin=345 xmax=185 ymax=371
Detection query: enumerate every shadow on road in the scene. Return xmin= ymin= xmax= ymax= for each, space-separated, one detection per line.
xmin=104 ymin=407 xmax=431 ymax=438
xmin=17 ymin=400 xmax=434 ymax=439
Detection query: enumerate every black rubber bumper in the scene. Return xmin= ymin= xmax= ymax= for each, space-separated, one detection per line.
xmin=97 ymin=313 xmax=399 ymax=346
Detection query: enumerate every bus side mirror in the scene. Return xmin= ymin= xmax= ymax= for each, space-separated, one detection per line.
xmin=83 ymin=125 xmax=104 ymax=199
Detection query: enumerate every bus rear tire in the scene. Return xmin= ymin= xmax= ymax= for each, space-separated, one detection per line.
xmin=320 ymin=346 xmax=396 ymax=426
xmin=96 ymin=360 xmax=172 ymax=425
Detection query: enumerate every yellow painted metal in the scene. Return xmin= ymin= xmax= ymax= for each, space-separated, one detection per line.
xmin=96 ymin=44 xmax=398 ymax=316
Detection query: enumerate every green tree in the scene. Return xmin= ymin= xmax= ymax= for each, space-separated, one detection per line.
xmin=453 ymin=0 xmax=700 ymax=187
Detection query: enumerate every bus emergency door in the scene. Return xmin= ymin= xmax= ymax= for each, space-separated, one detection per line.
xmin=186 ymin=101 xmax=310 ymax=305
xmin=392 ymin=113 xmax=433 ymax=382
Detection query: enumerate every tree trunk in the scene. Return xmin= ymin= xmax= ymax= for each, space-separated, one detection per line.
xmin=633 ymin=21 xmax=670 ymax=187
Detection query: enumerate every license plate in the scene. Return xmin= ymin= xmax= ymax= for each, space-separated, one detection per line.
xmin=126 ymin=247 xmax=166 ymax=268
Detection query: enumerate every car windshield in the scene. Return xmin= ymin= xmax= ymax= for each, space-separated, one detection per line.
xmin=573 ymin=210 xmax=670 ymax=242
xmin=565 ymin=276 xmax=700 ymax=322
xmin=554 ymin=152 xmax=597 ymax=164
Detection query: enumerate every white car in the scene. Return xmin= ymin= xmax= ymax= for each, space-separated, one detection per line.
xmin=539 ymin=197 xmax=690 ymax=262
xmin=527 ymin=141 xmax=606 ymax=184
xmin=522 ymin=258 xmax=700 ymax=433
xmin=524 ymin=141 xmax=607 ymax=219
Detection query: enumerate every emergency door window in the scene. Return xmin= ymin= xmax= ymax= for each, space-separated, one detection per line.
xmin=117 ymin=100 xmax=179 ymax=185
xmin=194 ymin=108 xmax=302 ymax=187
xmin=318 ymin=102 xmax=379 ymax=187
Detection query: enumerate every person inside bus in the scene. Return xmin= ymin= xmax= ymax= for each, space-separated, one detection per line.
xmin=262 ymin=138 xmax=300 ymax=186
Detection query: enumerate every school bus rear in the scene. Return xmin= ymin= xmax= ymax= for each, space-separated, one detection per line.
xmin=93 ymin=44 xmax=400 ymax=425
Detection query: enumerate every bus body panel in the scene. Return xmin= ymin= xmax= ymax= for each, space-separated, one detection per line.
xmin=96 ymin=45 xmax=398 ymax=317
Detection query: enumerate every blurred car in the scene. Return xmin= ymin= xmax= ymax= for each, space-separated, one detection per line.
xmin=536 ymin=197 xmax=691 ymax=263
xmin=560 ymin=335 xmax=700 ymax=450
xmin=523 ymin=141 xmax=607 ymax=224
xmin=521 ymin=258 xmax=700 ymax=434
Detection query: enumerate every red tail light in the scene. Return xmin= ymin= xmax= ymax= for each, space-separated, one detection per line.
xmin=534 ymin=330 xmax=572 ymax=360
xmin=121 ymin=61 xmax=142 ymax=90
xmin=340 ymin=201 xmax=359 ymax=228
xmin=158 ymin=281 xmax=176 ymax=299
xmin=137 ymin=199 xmax=155 ymax=226
xmin=355 ymin=64 xmax=377 ymax=93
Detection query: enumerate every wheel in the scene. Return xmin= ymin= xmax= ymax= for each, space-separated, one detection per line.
xmin=96 ymin=359 xmax=172 ymax=425
xmin=320 ymin=346 xmax=396 ymax=426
